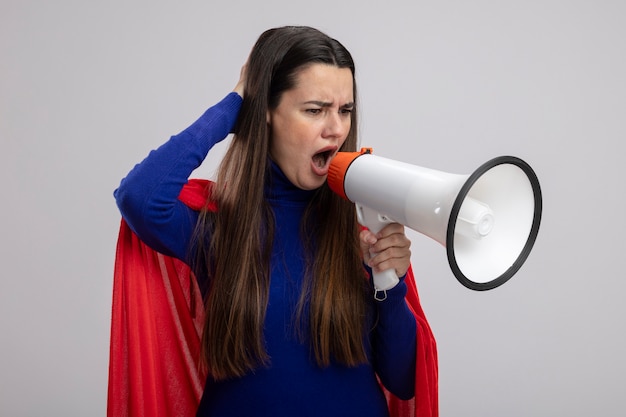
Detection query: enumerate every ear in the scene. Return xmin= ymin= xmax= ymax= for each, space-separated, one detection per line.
xmin=266 ymin=110 xmax=271 ymax=125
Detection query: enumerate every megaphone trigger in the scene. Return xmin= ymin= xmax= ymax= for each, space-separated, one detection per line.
xmin=355 ymin=204 xmax=394 ymax=234
xmin=356 ymin=204 xmax=400 ymax=292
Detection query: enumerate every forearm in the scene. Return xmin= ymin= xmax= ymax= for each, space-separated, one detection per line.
xmin=114 ymin=92 xmax=242 ymax=259
xmin=371 ymin=274 xmax=418 ymax=400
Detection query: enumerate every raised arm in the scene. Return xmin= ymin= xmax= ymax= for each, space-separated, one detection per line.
xmin=114 ymin=92 xmax=243 ymax=260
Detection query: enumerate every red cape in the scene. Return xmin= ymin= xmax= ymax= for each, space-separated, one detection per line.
xmin=107 ymin=180 xmax=438 ymax=416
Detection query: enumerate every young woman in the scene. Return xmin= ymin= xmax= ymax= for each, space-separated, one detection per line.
xmin=114 ymin=25 xmax=432 ymax=417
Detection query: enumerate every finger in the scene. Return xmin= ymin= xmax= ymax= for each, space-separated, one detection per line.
xmin=374 ymin=223 xmax=405 ymax=239
xmin=368 ymin=245 xmax=411 ymax=267
xmin=368 ymin=246 xmax=412 ymax=277
xmin=369 ymin=230 xmax=411 ymax=255
xmin=366 ymin=224 xmax=412 ymax=276
xmin=359 ymin=229 xmax=377 ymax=263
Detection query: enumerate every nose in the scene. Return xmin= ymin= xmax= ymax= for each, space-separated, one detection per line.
xmin=322 ymin=111 xmax=347 ymax=139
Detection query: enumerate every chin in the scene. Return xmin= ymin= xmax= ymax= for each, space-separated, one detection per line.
xmin=299 ymin=178 xmax=326 ymax=191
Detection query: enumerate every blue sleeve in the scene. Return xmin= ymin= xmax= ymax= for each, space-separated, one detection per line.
xmin=369 ymin=271 xmax=418 ymax=400
xmin=114 ymin=93 xmax=243 ymax=261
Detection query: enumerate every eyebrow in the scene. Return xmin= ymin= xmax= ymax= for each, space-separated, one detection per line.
xmin=304 ymin=100 xmax=355 ymax=109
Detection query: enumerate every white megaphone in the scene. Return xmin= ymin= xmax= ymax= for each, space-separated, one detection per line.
xmin=327 ymin=148 xmax=542 ymax=292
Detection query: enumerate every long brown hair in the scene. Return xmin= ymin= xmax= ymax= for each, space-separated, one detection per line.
xmin=192 ymin=26 xmax=368 ymax=381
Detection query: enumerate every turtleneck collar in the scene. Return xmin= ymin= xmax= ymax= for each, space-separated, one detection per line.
xmin=265 ymin=159 xmax=318 ymax=205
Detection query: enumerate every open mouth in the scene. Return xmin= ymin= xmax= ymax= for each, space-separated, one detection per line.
xmin=312 ymin=149 xmax=334 ymax=169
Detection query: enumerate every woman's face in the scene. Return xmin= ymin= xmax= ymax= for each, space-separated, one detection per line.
xmin=268 ymin=63 xmax=354 ymax=190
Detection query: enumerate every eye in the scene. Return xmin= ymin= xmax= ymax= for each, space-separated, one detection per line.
xmin=340 ymin=108 xmax=353 ymax=115
xmin=306 ymin=108 xmax=322 ymax=115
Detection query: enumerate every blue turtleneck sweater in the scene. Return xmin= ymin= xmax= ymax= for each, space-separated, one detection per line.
xmin=115 ymin=93 xmax=417 ymax=417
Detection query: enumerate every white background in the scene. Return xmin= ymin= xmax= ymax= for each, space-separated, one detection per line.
xmin=2 ymin=0 xmax=624 ymax=415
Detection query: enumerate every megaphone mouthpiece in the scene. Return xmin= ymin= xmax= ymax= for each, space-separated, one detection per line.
xmin=327 ymin=147 xmax=372 ymax=201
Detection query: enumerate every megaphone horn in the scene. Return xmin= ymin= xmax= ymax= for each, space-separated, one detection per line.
xmin=327 ymin=148 xmax=542 ymax=291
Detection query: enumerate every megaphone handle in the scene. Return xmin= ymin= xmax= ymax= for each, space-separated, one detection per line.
xmin=355 ymin=204 xmax=401 ymax=292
